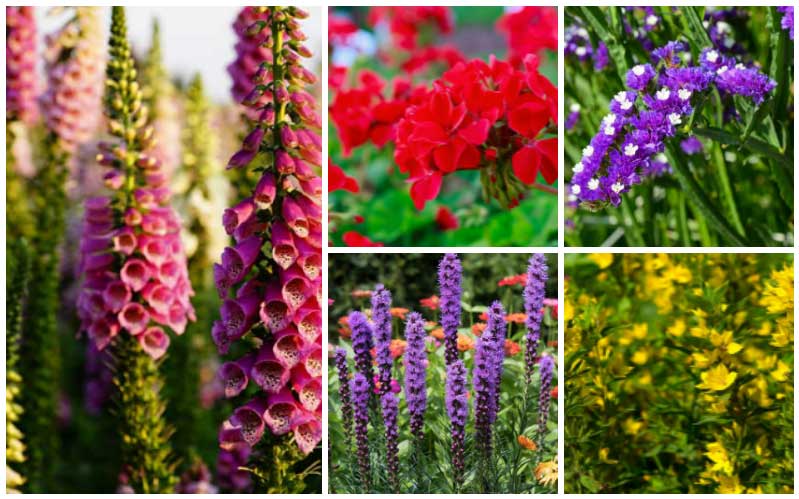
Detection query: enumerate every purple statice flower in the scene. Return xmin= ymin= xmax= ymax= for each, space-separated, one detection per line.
xmin=565 ymin=21 xmax=609 ymax=71
xmin=371 ymin=284 xmax=393 ymax=397
xmin=438 ymin=253 xmax=462 ymax=366
xmin=349 ymin=311 xmax=375 ymax=393
xmin=381 ymin=391 xmax=400 ymax=492
xmin=487 ymin=301 xmax=507 ymax=425
xmin=594 ymin=42 xmax=609 ymax=70
xmin=334 ymin=348 xmax=353 ymax=442
xmin=473 ymin=301 xmax=503 ymax=456
xmin=537 ymin=355 xmax=555 ymax=447
xmin=523 ymin=254 xmax=548 ymax=384
xmin=403 ymin=311 xmax=428 ymax=439
xmin=569 ymin=39 xmax=776 ymax=208
xmin=680 ymin=136 xmax=704 ymax=155
xmin=565 ymin=103 xmax=581 ymax=130
xmin=777 ymin=7 xmax=794 ymax=40
xmin=351 ymin=372 xmax=372 ymax=491
xmin=446 ymin=359 xmax=468 ymax=487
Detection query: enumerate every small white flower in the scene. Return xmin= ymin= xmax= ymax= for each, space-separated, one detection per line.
xmin=570 ymin=103 xmax=581 ymax=112
xmin=717 ymin=21 xmax=731 ymax=34
xmin=656 ymin=87 xmax=670 ymax=101
xmin=724 ymin=151 xmax=737 ymax=162
xmin=646 ymin=15 xmax=658 ymax=26
xmin=723 ymin=37 xmax=735 ymax=49
xmin=614 ymin=91 xmax=629 ymax=103
xmin=716 ymin=65 xmax=728 ymax=75
xmin=632 ymin=64 xmax=646 ymax=76
xmin=568 ymin=193 xmax=577 ymax=202
xmin=577 ymin=28 xmax=588 ymax=38
xmin=583 ymin=145 xmax=594 ymax=158
xmin=678 ymin=89 xmax=692 ymax=101
xmin=702 ymin=20 xmax=710 ymax=28
xmin=655 ymin=153 xmax=667 ymax=163
xmin=735 ymin=63 xmax=745 ymax=70
xmin=624 ymin=144 xmax=638 ymax=157
xmin=611 ymin=182 xmax=624 ymax=193
xmin=587 ymin=178 xmax=599 ymax=190
xmin=576 ymin=46 xmax=587 ymax=57
xmin=602 ymin=113 xmax=617 ymax=125
xmin=620 ymin=99 xmax=633 ymax=110
xmin=571 ymin=184 xmax=581 ymax=195
xmin=706 ymin=50 xmax=719 ymax=63
xmin=668 ymin=113 xmax=682 ymax=125
xmin=604 ymin=125 xmax=615 ymax=136
xmin=573 ymin=162 xmax=584 ymax=173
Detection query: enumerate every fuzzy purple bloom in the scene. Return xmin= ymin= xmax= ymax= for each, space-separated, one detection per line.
xmin=403 ymin=311 xmax=427 ymax=439
xmin=626 ymin=63 xmax=656 ymax=91
xmin=349 ymin=311 xmax=375 ymax=393
xmin=351 ymin=372 xmax=372 ymax=491
xmin=371 ymin=284 xmax=393 ymax=397
xmin=537 ymin=354 xmax=555 ymax=448
xmin=524 ymin=254 xmax=548 ymax=384
xmin=446 ymin=359 xmax=468 ymax=487
xmin=334 ymin=348 xmax=353 ymax=442
xmin=680 ymin=136 xmax=704 ymax=155
xmin=778 ymin=7 xmax=794 ymax=40
xmin=714 ymin=66 xmax=777 ymax=105
xmin=381 ymin=391 xmax=400 ymax=492
xmin=438 ymin=253 xmax=462 ymax=366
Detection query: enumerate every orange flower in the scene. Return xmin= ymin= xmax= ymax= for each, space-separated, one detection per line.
xmin=457 ymin=334 xmax=475 ymax=351
xmin=472 ymin=322 xmax=486 ymax=336
xmin=420 ymin=295 xmax=440 ymax=311
xmin=504 ymin=339 xmax=521 ymax=356
xmin=499 ymin=273 xmax=527 ymax=286
xmin=505 ymin=313 xmax=527 ymax=324
xmin=390 ymin=307 xmax=409 ymax=319
xmin=389 ymin=339 xmax=407 ymax=358
xmin=425 ymin=321 xmax=437 ymax=329
xmin=547 ymin=340 xmax=558 ymax=348
xmin=338 ymin=316 xmax=352 ymax=338
xmin=518 ymin=435 xmax=537 ymax=451
xmin=351 ymin=289 xmax=373 ymax=298
xmin=430 ymin=327 xmax=445 ymax=340
xmin=550 ymin=386 xmax=558 ymax=398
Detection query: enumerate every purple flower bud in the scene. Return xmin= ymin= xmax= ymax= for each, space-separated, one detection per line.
xmin=371 ymin=284 xmax=393 ymax=397
xmin=524 ymin=254 xmax=548 ymax=384
xmin=349 ymin=311 xmax=374 ymax=393
xmin=280 ymin=125 xmax=298 ymax=148
xmin=438 ymin=254 xmax=463 ymax=366
xmin=242 ymin=127 xmax=264 ymax=151
xmin=381 ymin=391 xmax=400 ymax=492
xmin=446 ymin=359 xmax=468 ymax=486
xmin=537 ymin=354 xmax=555 ymax=448
xmin=334 ymin=348 xmax=353 ymax=443
xmin=403 ymin=311 xmax=427 ymax=439
xmin=351 ymin=372 xmax=372 ymax=491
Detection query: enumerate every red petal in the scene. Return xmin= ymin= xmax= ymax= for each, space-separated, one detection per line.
xmin=342 ymin=231 xmax=383 ymax=247
xmin=410 ymin=122 xmax=448 ymax=144
xmin=409 ymin=174 xmax=443 ymax=210
xmin=512 ymin=145 xmax=541 ymax=185
xmin=508 ymin=101 xmax=549 ymax=138
xmin=328 ymin=161 xmax=360 ymax=193
xmin=435 ymin=206 xmax=459 ymax=231
xmin=369 ymin=124 xmax=393 ymax=148
xmin=458 ymin=118 xmax=490 ymax=145
xmin=535 ymin=138 xmax=558 ymax=184
xmin=433 ymin=141 xmax=466 ymax=173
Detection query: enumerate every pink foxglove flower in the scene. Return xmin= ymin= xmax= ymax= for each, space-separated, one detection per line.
xmin=216 ymin=6 xmax=321 ymax=458
xmin=6 ymin=6 xmax=40 ymax=125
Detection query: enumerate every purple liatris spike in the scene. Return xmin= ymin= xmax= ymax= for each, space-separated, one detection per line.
xmin=438 ymin=253 xmax=463 ymax=366
xmin=349 ymin=311 xmax=375 ymax=392
xmin=334 ymin=348 xmax=353 ymax=442
xmin=351 ymin=372 xmax=372 ymax=491
xmin=486 ymin=301 xmax=507 ymax=424
xmin=524 ymin=254 xmax=548 ymax=384
xmin=537 ymin=354 xmax=555 ymax=447
xmin=446 ymin=359 xmax=468 ymax=487
xmin=371 ymin=284 xmax=393 ymax=397
xmin=403 ymin=311 xmax=428 ymax=439
xmin=381 ymin=390 xmax=400 ymax=492
xmin=473 ymin=302 xmax=501 ymax=457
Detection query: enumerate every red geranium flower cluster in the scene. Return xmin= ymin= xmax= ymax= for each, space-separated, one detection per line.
xmin=328 ymin=7 xmax=358 ymax=49
xmin=497 ymin=7 xmax=559 ymax=68
xmin=394 ymin=55 xmax=558 ymax=210
xmin=329 ymin=70 xmax=427 ymax=156
xmin=367 ymin=6 xmax=454 ymax=50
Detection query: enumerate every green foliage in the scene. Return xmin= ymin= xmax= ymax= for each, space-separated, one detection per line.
xmin=246 ymin=437 xmax=322 ymax=493
xmin=112 ymin=334 xmax=177 ymax=493
xmin=565 ymin=6 xmax=794 ymax=247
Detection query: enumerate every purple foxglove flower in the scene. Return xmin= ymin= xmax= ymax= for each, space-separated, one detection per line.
xmin=334 ymin=348 xmax=354 ymax=442
xmin=351 ymin=372 xmax=372 ymax=491
xmin=371 ymin=284 xmax=393 ymax=397
xmin=438 ymin=253 xmax=463 ymax=366
xmin=446 ymin=359 xmax=468 ymax=486
xmin=537 ymin=354 xmax=555 ymax=447
xmin=349 ymin=311 xmax=375 ymax=393
xmin=381 ymin=390 xmax=400 ymax=492
xmin=403 ymin=311 xmax=427 ymax=439
xmin=524 ymin=254 xmax=548 ymax=384
xmin=778 ymin=7 xmax=794 ymax=40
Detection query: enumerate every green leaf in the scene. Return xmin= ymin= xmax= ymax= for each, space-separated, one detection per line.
xmin=693 ymin=127 xmax=792 ymax=168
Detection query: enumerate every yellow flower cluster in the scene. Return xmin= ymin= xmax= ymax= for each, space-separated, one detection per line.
xmin=565 ymin=254 xmax=794 ymax=494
